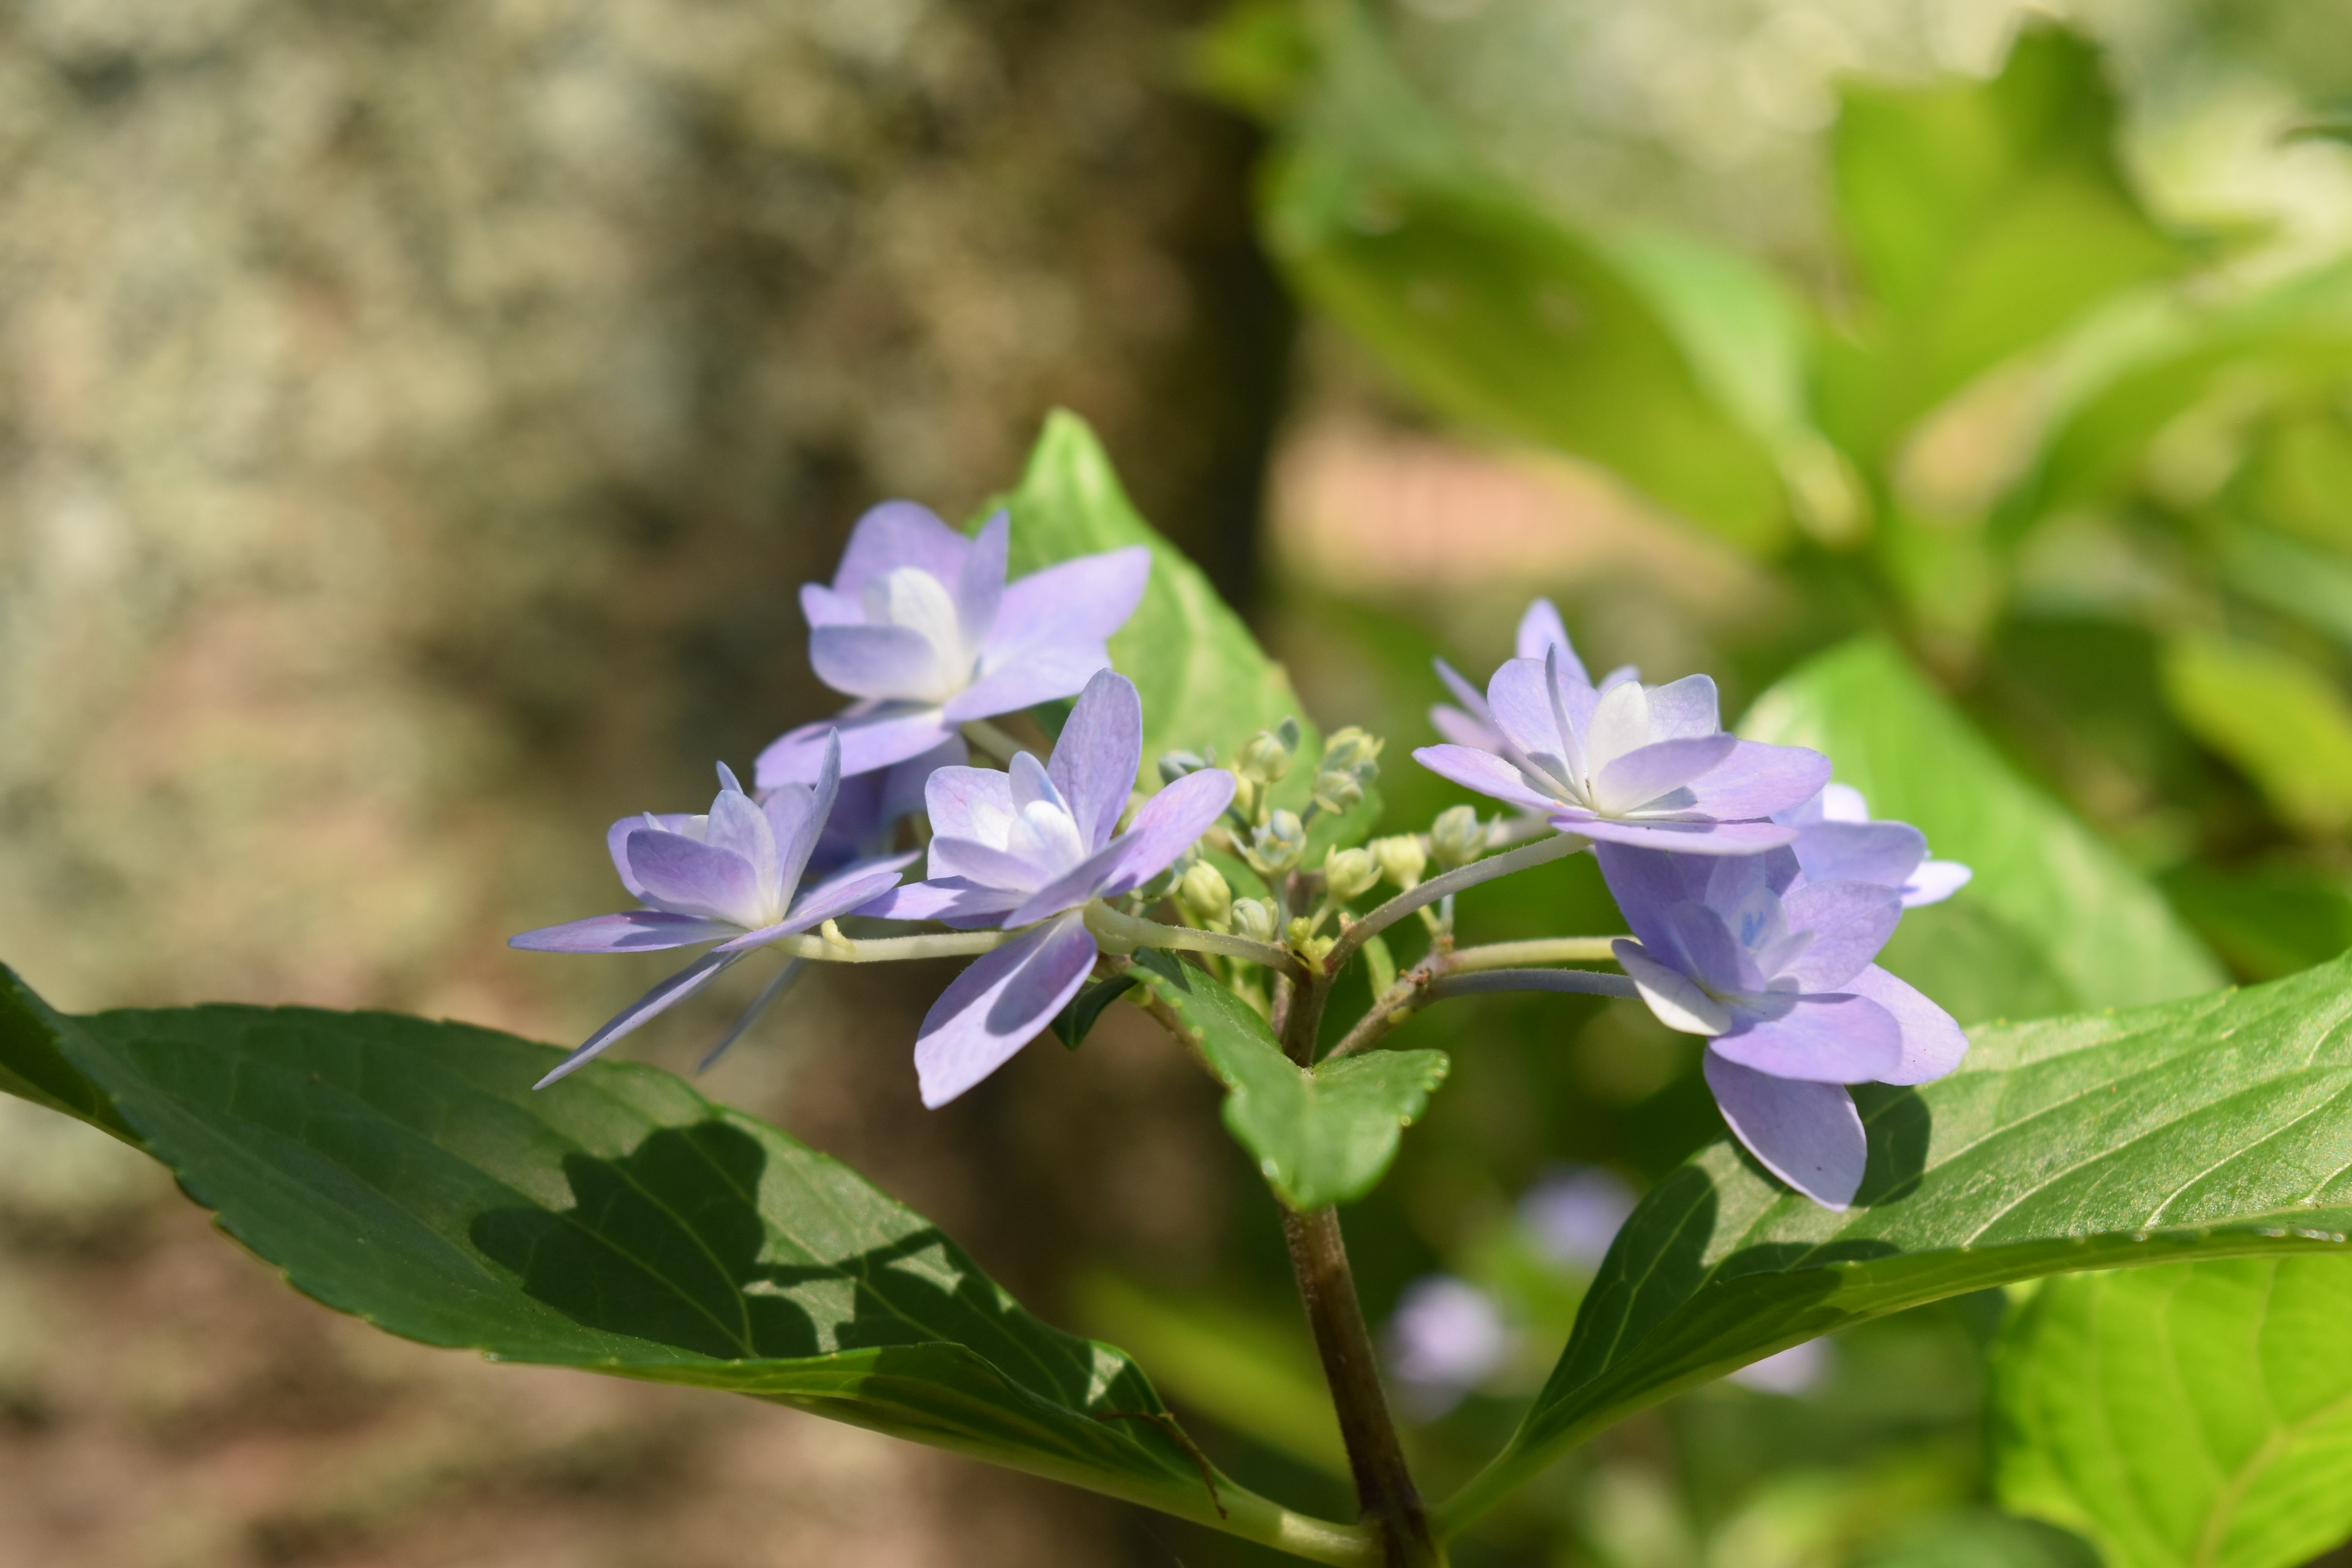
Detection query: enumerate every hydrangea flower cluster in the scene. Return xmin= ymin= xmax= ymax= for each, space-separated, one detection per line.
xmin=511 ymin=500 xmax=1969 ymax=1215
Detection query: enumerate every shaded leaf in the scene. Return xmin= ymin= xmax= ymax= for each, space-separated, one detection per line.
xmin=1054 ymin=973 xmax=1139 ymax=1050
xmin=1740 ymin=636 xmax=2224 ymax=1011
xmin=2163 ymin=861 xmax=2352 ymax=982
xmin=1994 ymin=1257 xmax=2352 ymax=1568
xmin=1135 ymin=952 xmax=1446 ymax=1210
xmin=1436 ymin=953 xmax=2352 ymax=1539
xmin=2161 ymin=633 xmax=2352 ymax=835
xmin=0 ymin=967 xmax=1370 ymax=1562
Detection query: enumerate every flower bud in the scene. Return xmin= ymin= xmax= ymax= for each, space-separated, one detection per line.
xmin=1231 ymin=898 xmax=1277 ymax=943
xmin=1313 ymin=769 xmax=1366 ymax=815
xmin=1158 ymin=750 xmax=1207 ymax=786
xmin=1248 ymin=808 xmax=1307 ymax=875
xmin=1319 ymin=726 xmax=1385 ymax=777
xmin=1285 ymin=914 xmax=1319 ymax=950
xmin=1177 ymin=861 xmax=1232 ymax=927
xmin=1237 ymin=722 xmax=1300 ymax=785
xmin=1430 ymin=805 xmax=1487 ymax=869
xmin=1322 ymin=846 xmax=1379 ymax=903
xmin=1370 ymin=834 xmax=1427 ymax=889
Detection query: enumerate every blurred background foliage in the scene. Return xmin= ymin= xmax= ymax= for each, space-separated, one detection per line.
xmin=9 ymin=0 xmax=2352 ymax=1564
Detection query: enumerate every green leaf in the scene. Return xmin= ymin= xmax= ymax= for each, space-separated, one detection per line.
xmin=1054 ymin=973 xmax=1139 ymax=1050
xmin=993 ymin=410 xmax=1311 ymax=788
xmin=1994 ymin=1257 xmax=2352 ymax=1568
xmin=0 ymin=967 xmax=1370 ymax=1563
xmin=1134 ymin=952 xmax=1446 ymax=1210
xmin=1824 ymin=21 xmax=2188 ymax=459
xmin=2160 ymin=633 xmax=2352 ymax=836
xmin=1255 ymin=11 xmax=1789 ymax=552
xmin=2162 ymin=861 xmax=2352 ymax=982
xmin=1436 ymin=952 xmax=2352 ymax=1540
xmin=0 ymin=971 xmax=139 ymax=1145
xmin=1740 ymin=636 xmax=2225 ymax=1011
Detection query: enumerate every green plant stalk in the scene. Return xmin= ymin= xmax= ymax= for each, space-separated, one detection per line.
xmin=1329 ymin=835 xmax=1583 ymax=973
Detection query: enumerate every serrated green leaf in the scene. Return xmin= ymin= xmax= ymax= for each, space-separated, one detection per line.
xmin=1994 ymin=1257 xmax=2352 ymax=1568
xmin=1740 ymin=636 xmax=2224 ymax=1012
xmin=1255 ymin=11 xmax=1789 ymax=552
xmin=992 ymin=410 xmax=1311 ymax=788
xmin=0 ymin=967 xmax=1371 ymax=1563
xmin=1438 ymin=953 xmax=2352 ymax=1539
xmin=1135 ymin=953 xmax=1444 ymax=1210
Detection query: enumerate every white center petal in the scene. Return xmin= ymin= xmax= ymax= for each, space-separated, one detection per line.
xmin=862 ymin=567 xmax=974 ymax=703
xmin=1005 ymin=799 xmax=1088 ymax=878
xmin=1581 ymin=680 xmax=1652 ymax=798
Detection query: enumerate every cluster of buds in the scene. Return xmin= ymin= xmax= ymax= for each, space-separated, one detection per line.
xmin=1228 ymin=716 xmax=1302 ymax=821
xmin=1311 ymin=727 xmax=1382 ymax=816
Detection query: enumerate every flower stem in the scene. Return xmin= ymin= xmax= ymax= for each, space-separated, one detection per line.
xmin=959 ymin=718 xmax=1027 ymax=764
xmin=1427 ymin=968 xmax=1638 ymax=1002
xmin=1321 ymin=938 xmax=1630 ymax=1061
xmin=1083 ymin=902 xmax=1311 ymax=982
xmin=766 ymin=927 xmax=1012 ymax=963
xmin=1329 ymin=834 xmax=1583 ymax=974
xmin=1444 ymin=937 xmax=1619 ymax=971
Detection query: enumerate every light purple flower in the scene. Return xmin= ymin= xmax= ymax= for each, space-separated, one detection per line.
xmin=756 ymin=502 xmax=1150 ymax=788
xmin=1597 ymin=843 xmax=1968 ymax=1211
xmin=1728 ymin=1338 xmax=1834 ymax=1395
xmin=804 ymin=735 xmax=967 ymax=881
xmin=1415 ymin=642 xmax=1831 ymax=856
xmin=1429 ymin=598 xmax=1636 ymax=753
xmin=1775 ymin=783 xmax=1972 ymax=908
xmin=1518 ymin=1166 xmax=1638 ymax=1270
xmin=1385 ymin=1275 xmax=1510 ymax=1419
xmin=511 ymin=734 xmax=911 ymax=1088
xmin=859 ymin=669 xmax=1237 ymax=1107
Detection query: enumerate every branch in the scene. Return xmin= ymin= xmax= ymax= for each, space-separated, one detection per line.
xmin=1084 ymin=902 xmax=1311 ymax=983
xmin=1427 ymin=968 xmax=1638 ymax=1002
xmin=1328 ymin=834 xmax=1584 ymax=973
xmin=1443 ymin=937 xmax=1619 ymax=972
xmin=766 ymin=925 xmax=1013 ymax=963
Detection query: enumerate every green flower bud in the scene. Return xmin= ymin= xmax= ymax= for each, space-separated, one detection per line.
xmin=1237 ymin=724 xmax=1299 ymax=785
xmin=1285 ymin=914 xmax=1319 ymax=950
xmin=1231 ymin=898 xmax=1278 ymax=943
xmin=1322 ymin=846 xmax=1379 ymax=903
xmin=1248 ymin=808 xmax=1307 ymax=875
xmin=1430 ymin=805 xmax=1487 ymax=869
xmin=1319 ymin=726 xmax=1384 ymax=777
xmin=1157 ymin=750 xmax=1207 ymax=786
xmin=1312 ymin=769 xmax=1365 ymax=815
xmin=1370 ymin=834 xmax=1427 ymax=889
xmin=1177 ymin=861 xmax=1232 ymax=927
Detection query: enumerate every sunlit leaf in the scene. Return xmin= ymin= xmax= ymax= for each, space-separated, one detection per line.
xmin=1436 ymin=953 xmax=2352 ymax=1540
xmin=1740 ymin=637 xmax=2225 ymax=1011
xmin=1994 ymin=1257 xmax=2352 ymax=1568
xmin=2161 ymin=633 xmax=2352 ymax=835
xmin=0 ymin=967 xmax=1373 ymax=1563
xmin=1135 ymin=952 xmax=1446 ymax=1210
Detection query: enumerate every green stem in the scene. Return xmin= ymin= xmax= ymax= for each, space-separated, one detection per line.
xmin=766 ymin=926 xmax=1013 ymax=963
xmin=1329 ymin=835 xmax=1583 ymax=974
xmin=960 ymin=718 xmax=1027 ymax=764
xmin=1444 ymin=937 xmax=1619 ymax=970
xmin=1083 ymin=902 xmax=1310 ymax=982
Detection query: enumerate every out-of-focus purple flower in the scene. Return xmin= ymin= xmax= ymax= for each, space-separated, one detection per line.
xmin=1385 ymin=1275 xmax=1510 ymax=1419
xmin=511 ymin=734 xmax=911 ymax=1087
xmin=1415 ymin=642 xmax=1831 ymax=856
xmin=1774 ymin=783 xmax=1972 ymax=908
xmin=756 ymin=502 xmax=1150 ymax=788
xmin=859 ymin=669 xmax=1235 ymax=1108
xmin=1518 ymin=1166 xmax=1639 ymax=1270
xmin=1597 ymin=843 xmax=1968 ymax=1210
xmin=1728 ymin=1339 xmax=1834 ymax=1395
xmin=1430 ymin=599 xmax=1638 ymax=751
xmin=804 ymin=735 xmax=967 ymax=880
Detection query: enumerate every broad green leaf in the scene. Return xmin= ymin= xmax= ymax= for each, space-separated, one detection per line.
xmin=1740 ymin=637 xmax=2224 ymax=1010
xmin=0 ymin=970 xmax=138 ymax=1144
xmin=2161 ymin=633 xmax=2352 ymax=835
xmin=2217 ymin=527 xmax=2352 ymax=652
xmin=1134 ymin=952 xmax=1446 ymax=1210
xmin=0 ymin=967 xmax=1371 ymax=1564
xmin=1255 ymin=10 xmax=1789 ymax=552
xmin=1075 ymin=1271 xmax=1348 ymax=1476
xmin=1823 ymin=23 xmax=2187 ymax=461
xmin=1856 ymin=1512 xmax=2096 ymax=1568
xmin=2162 ymin=861 xmax=2352 ymax=982
xmin=1435 ymin=953 xmax=2352 ymax=1540
xmin=993 ymin=410 xmax=1313 ymax=786
xmin=1053 ymin=973 xmax=1139 ymax=1050
xmin=1994 ymin=1257 xmax=2352 ymax=1568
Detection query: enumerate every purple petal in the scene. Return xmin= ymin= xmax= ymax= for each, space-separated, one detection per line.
xmin=1049 ymin=669 xmax=1144 ymax=850
xmin=1429 ymin=704 xmax=1499 ymax=750
xmin=854 ymin=877 xmax=1028 ymax=929
xmin=1903 ymin=859 xmax=1973 ymax=908
xmin=988 ymin=547 xmax=1152 ymax=661
xmin=1703 ymin=1053 xmax=1867 ymax=1211
xmin=944 ymin=645 xmax=1113 ymax=724
xmin=783 ymin=864 xmax=909 ymax=932
xmin=1433 ymin=657 xmax=1490 ymax=720
xmin=1666 ymin=901 xmax=1763 ymax=994
xmin=1485 ymin=657 xmax=1573 ymax=767
xmin=1711 ymin=993 xmax=1904 ymax=1084
xmin=1515 ymin=598 xmax=1578 ymax=671
xmin=767 ymin=731 xmax=841 ymax=903
xmin=925 ymin=765 xmax=1017 ymax=845
xmin=1645 ymin=674 xmax=1721 ymax=741
xmin=927 ymin=834 xmax=1053 ymax=894
xmin=1567 ymin=816 xmax=1798 ymax=856
xmin=607 ymin=812 xmax=697 ymax=900
xmin=696 ymin=959 xmax=808 ymax=1072
xmin=705 ymin=786 xmax=778 ymax=907
xmin=628 ymin=831 xmax=761 ymax=926
xmin=1616 ymin=940 xmax=1733 ymax=1035
xmin=1004 ymin=766 xmax=1237 ymax=925
xmin=1777 ymin=880 xmax=1902 ymax=991
xmin=830 ymin=500 xmax=970 ymax=596
xmin=1596 ymin=735 xmax=1739 ymax=813
xmin=1412 ymin=744 xmax=1558 ymax=815
xmin=1792 ymin=820 xmax=1926 ymax=892
xmin=755 ymin=704 xmax=957 ymax=786
xmin=800 ymin=582 xmax=862 ymax=628
xmin=810 ymin=624 xmax=946 ymax=703
xmin=1684 ymin=741 xmax=1833 ymax=820
xmin=536 ymin=949 xmax=747 ymax=1089
xmin=509 ymin=911 xmax=736 ymax=953
xmin=956 ymin=511 xmax=1009 ymax=652
xmin=1594 ymin=844 xmax=1710 ymax=965
xmin=1845 ymin=965 xmax=1969 ymax=1085
xmin=914 ymin=913 xmax=1099 ymax=1107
